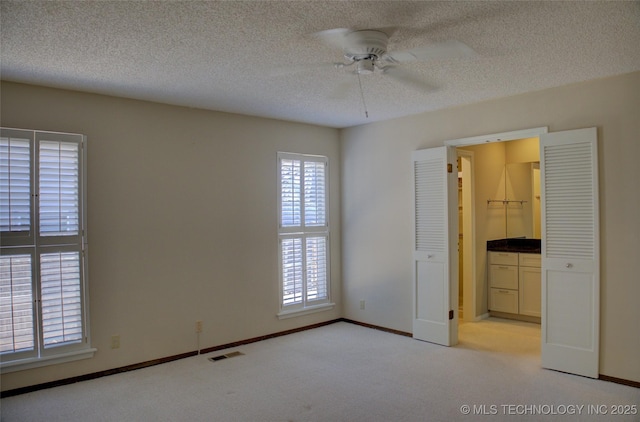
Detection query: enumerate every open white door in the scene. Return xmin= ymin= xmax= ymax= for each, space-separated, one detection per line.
xmin=412 ymin=146 xmax=458 ymax=346
xmin=540 ymin=127 xmax=599 ymax=378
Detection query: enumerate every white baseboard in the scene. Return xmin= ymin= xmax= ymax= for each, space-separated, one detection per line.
xmin=475 ymin=313 xmax=490 ymax=322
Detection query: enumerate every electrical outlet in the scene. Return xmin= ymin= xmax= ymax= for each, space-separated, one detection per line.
xmin=359 ymin=300 xmax=365 ymax=310
xmin=111 ymin=335 xmax=120 ymax=349
xmin=195 ymin=320 xmax=203 ymax=333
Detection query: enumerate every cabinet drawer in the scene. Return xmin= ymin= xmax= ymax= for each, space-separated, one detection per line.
xmin=519 ymin=253 xmax=541 ymax=268
xmin=490 ymin=288 xmax=519 ymax=314
xmin=489 ymin=264 xmax=518 ymax=289
xmin=488 ymin=252 xmax=518 ymax=266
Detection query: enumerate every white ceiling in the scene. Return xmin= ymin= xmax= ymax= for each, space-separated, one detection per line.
xmin=2 ymin=1 xmax=639 ymax=128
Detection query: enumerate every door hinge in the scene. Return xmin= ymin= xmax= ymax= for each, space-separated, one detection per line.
xmin=449 ymin=310 xmax=454 ymax=320
xmin=447 ymin=163 xmax=453 ymax=173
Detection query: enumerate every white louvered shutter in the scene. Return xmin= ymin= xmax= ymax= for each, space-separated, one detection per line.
xmin=39 ymin=140 xmax=80 ymax=237
xmin=281 ymin=237 xmax=303 ymax=305
xmin=1 ymin=131 xmax=34 ymax=246
xmin=40 ymin=251 xmax=83 ymax=347
xmin=280 ymin=158 xmax=301 ymax=228
xmin=306 ymin=236 xmax=327 ymax=301
xmin=303 ymin=161 xmax=326 ymax=227
xmin=0 ymin=253 xmax=35 ymax=354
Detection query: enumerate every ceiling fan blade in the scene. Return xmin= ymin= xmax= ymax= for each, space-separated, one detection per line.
xmin=311 ymin=28 xmax=350 ymax=50
xmin=268 ymin=62 xmax=341 ymax=77
xmin=382 ymin=67 xmax=438 ymax=92
xmin=384 ymin=40 xmax=477 ymax=64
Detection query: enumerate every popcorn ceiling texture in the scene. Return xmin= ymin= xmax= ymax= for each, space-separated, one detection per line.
xmin=2 ymin=1 xmax=639 ymax=128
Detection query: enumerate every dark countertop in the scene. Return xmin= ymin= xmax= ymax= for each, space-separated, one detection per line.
xmin=487 ymin=238 xmax=541 ymax=254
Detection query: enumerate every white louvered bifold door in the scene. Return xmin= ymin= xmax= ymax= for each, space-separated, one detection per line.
xmin=412 ymin=147 xmax=458 ymax=346
xmin=540 ymin=127 xmax=599 ymax=378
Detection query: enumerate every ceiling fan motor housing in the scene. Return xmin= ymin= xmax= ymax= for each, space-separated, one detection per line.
xmin=343 ymin=30 xmax=389 ymax=61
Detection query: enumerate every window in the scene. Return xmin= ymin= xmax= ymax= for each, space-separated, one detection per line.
xmin=277 ymin=152 xmax=332 ymax=318
xmin=1 ymin=128 xmax=93 ymax=372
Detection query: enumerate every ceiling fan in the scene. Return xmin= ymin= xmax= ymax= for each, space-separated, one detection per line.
xmin=313 ymin=27 xmax=477 ymax=92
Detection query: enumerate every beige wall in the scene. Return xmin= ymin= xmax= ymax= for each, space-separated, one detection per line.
xmin=0 ymin=82 xmax=342 ymax=391
xmin=2 ymin=71 xmax=639 ymax=389
xmin=341 ymin=71 xmax=640 ymax=382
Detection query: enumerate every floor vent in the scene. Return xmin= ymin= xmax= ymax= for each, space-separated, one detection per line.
xmin=208 ymin=351 xmax=244 ymax=362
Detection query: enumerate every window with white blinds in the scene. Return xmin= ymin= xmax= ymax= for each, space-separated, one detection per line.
xmin=1 ymin=128 xmax=90 ymax=370
xmin=277 ymin=153 xmax=330 ymax=314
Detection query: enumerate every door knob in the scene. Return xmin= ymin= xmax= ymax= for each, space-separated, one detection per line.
xmin=566 ymin=263 xmax=573 ymax=268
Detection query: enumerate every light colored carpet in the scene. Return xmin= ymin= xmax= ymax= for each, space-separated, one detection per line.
xmin=1 ymin=320 xmax=638 ymax=422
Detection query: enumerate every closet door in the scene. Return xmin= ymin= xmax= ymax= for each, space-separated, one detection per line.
xmin=412 ymin=146 xmax=458 ymax=346
xmin=540 ymin=127 xmax=599 ymax=378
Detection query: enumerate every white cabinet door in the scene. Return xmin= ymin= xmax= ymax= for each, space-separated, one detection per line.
xmin=412 ymin=146 xmax=458 ymax=346
xmin=540 ymin=127 xmax=599 ymax=378
xmin=519 ymin=266 xmax=541 ymax=317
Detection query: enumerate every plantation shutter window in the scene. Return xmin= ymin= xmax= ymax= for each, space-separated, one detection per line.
xmin=277 ymin=153 xmax=331 ymax=317
xmin=1 ymin=128 xmax=92 ymax=372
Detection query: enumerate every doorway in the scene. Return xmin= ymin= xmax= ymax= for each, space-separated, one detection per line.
xmin=450 ymin=131 xmax=545 ymax=352
xmin=413 ymin=126 xmax=601 ymax=378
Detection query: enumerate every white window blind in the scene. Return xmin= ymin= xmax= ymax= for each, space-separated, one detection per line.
xmin=280 ymin=159 xmax=301 ymax=227
xmin=0 ymin=136 xmax=32 ymax=234
xmin=41 ymin=251 xmax=82 ymax=347
xmin=305 ymin=236 xmax=327 ymax=301
xmin=39 ymin=141 xmax=80 ymax=236
xmin=1 ymin=128 xmax=90 ymax=370
xmin=0 ymin=254 xmax=35 ymax=353
xmin=281 ymin=237 xmax=303 ymax=305
xmin=303 ymin=161 xmax=326 ymax=227
xmin=278 ymin=153 xmax=330 ymax=314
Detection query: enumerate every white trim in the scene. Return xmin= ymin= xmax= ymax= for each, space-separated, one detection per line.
xmin=444 ymin=127 xmax=548 ymax=147
xmin=457 ymin=150 xmax=476 ymax=323
xmin=277 ymin=302 xmax=335 ymax=320
xmin=1 ymin=347 xmax=97 ymax=374
xmin=476 ymin=313 xmax=490 ymax=321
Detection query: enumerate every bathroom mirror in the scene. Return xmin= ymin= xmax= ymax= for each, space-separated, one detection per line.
xmin=505 ymin=162 xmax=541 ymax=239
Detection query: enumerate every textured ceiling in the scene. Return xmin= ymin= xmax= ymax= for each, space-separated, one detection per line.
xmin=2 ymin=1 xmax=640 ymax=128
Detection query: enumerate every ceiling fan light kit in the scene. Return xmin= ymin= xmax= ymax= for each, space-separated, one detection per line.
xmin=343 ymin=30 xmax=389 ymax=61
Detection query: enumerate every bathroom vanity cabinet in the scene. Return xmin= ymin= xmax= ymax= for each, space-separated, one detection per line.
xmin=488 ymin=250 xmax=541 ymax=321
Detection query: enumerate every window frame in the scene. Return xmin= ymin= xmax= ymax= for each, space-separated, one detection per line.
xmin=276 ymin=152 xmax=333 ymax=319
xmin=1 ymin=127 xmax=94 ymax=373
